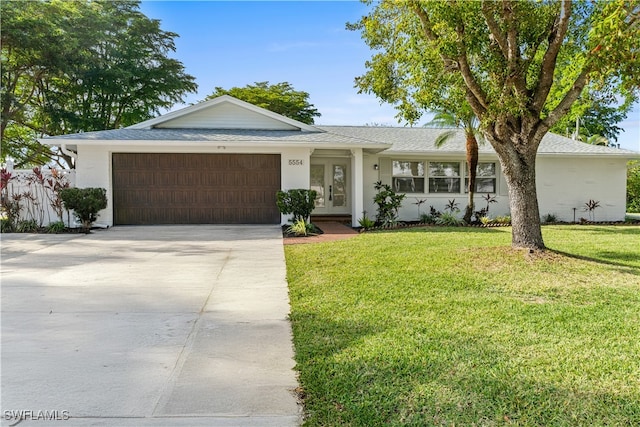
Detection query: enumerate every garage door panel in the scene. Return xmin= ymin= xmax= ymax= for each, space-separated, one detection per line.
xmin=113 ymin=153 xmax=281 ymax=225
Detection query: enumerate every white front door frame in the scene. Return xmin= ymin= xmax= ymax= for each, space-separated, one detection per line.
xmin=310 ymin=149 xmax=363 ymax=227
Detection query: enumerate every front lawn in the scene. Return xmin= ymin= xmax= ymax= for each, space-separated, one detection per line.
xmin=285 ymin=226 xmax=640 ymax=426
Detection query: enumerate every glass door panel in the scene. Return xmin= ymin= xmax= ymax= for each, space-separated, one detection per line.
xmin=332 ymin=164 xmax=346 ymax=208
xmin=310 ymin=164 xmax=325 ymax=207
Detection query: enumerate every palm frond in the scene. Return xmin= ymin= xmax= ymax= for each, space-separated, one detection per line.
xmin=434 ymin=130 xmax=457 ymax=147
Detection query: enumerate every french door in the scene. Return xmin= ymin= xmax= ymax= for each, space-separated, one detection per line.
xmin=310 ymin=159 xmax=349 ymax=215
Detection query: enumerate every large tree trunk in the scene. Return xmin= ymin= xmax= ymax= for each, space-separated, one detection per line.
xmin=493 ymin=141 xmax=545 ymax=250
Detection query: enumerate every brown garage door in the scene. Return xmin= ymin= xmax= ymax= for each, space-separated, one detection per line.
xmin=112 ymin=153 xmax=281 ymax=225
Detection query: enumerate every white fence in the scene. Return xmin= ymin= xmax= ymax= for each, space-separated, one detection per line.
xmin=1 ymin=161 xmax=77 ymax=227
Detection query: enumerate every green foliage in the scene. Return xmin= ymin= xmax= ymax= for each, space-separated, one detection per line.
xmin=495 ymin=215 xmax=512 ymax=225
xmin=435 ymin=211 xmax=465 ymax=226
xmin=1 ymin=0 xmax=197 ymax=168
xmin=373 ymin=181 xmax=406 ymax=227
xmin=286 ymin=219 xmax=318 ymax=237
xmin=0 ymin=218 xmax=14 ymax=233
xmin=542 ymin=213 xmax=558 ymax=223
xmin=550 ymin=87 xmax=635 ymax=144
xmin=357 ymin=213 xmax=376 ymax=230
xmin=428 ymin=110 xmax=482 ymax=223
xmin=206 ymin=82 xmax=321 ymax=124
xmin=59 ymin=187 xmax=107 ymax=230
xmin=276 ymin=189 xmax=317 ymax=223
xmin=419 ymin=213 xmax=436 ymax=224
xmin=444 ymin=199 xmax=459 ymax=213
xmin=15 ymin=219 xmax=39 ymax=233
xmin=350 ymin=0 xmax=640 ymax=249
xmin=628 ymin=161 xmax=640 ymax=213
xmin=46 ymin=221 xmax=66 ymax=233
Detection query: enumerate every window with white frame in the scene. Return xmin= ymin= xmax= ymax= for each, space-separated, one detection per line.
xmin=464 ymin=162 xmax=496 ymax=193
xmin=428 ymin=162 xmax=461 ymax=193
xmin=392 ymin=161 xmax=425 ymax=193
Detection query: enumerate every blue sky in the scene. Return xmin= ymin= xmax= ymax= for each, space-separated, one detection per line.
xmin=139 ymin=1 xmax=640 ymax=151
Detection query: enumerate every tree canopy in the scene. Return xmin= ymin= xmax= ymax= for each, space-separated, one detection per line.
xmin=351 ymin=0 xmax=640 ymax=249
xmin=1 ymin=0 xmax=197 ymax=168
xmin=206 ymin=82 xmax=321 ymax=125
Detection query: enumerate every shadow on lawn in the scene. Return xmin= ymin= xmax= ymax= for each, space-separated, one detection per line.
xmin=384 ymin=226 xmax=506 ymax=234
xmin=578 ymin=226 xmax=640 ymax=235
xmin=549 ymin=249 xmax=639 ymax=275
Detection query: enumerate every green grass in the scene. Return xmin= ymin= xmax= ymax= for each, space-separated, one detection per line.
xmin=285 ymin=226 xmax=640 ymax=426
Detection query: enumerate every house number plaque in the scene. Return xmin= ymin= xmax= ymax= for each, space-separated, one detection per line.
xmin=288 ymin=159 xmax=304 ymax=166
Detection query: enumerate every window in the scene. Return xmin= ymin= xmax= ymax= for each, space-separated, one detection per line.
xmin=428 ymin=162 xmax=461 ymax=193
xmin=465 ymin=162 xmax=496 ymax=193
xmin=392 ymin=161 xmax=425 ymax=193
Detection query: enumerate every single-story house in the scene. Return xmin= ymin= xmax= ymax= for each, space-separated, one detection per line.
xmin=41 ymin=95 xmax=639 ymax=227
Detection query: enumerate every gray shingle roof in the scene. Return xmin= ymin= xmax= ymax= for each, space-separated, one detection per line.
xmin=43 ymin=128 xmax=387 ymax=147
xmin=318 ymin=126 xmax=639 ymax=156
xmin=42 ymin=125 xmax=638 ymax=157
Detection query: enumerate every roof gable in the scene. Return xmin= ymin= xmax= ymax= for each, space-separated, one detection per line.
xmin=127 ymin=95 xmax=320 ymax=132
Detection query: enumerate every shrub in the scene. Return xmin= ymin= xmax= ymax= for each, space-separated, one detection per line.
xmin=16 ymin=219 xmax=39 ymax=233
xmin=542 ymin=213 xmax=558 ymax=223
xmin=358 ymin=213 xmax=376 ymax=230
xmin=60 ymin=187 xmax=107 ymax=230
xmin=444 ymin=199 xmax=459 ymax=213
xmin=435 ymin=212 xmax=465 ymax=226
xmin=373 ymin=181 xmax=405 ymax=227
xmin=46 ymin=221 xmax=66 ymax=233
xmin=1 ymin=217 xmax=14 ymax=233
xmin=419 ymin=213 xmax=436 ymax=224
xmin=276 ymin=189 xmax=317 ymax=223
xmin=495 ymin=215 xmax=512 ymax=225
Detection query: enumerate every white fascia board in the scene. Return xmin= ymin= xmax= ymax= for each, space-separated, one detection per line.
xmin=39 ymin=138 xmax=390 ymax=150
xmin=536 ymin=151 xmax=640 ymax=159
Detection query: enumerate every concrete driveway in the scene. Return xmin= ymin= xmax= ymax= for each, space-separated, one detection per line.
xmin=1 ymin=226 xmax=301 ymax=426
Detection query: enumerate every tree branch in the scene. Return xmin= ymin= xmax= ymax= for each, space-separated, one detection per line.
xmin=541 ymin=66 xmax=590 ymax=134
xmin=531 ymin=0 xmax=572 ymax=113
xmin=455 ymin=23 xmax=490 ymax=112
xmin=503 ymin=1 xmax=519 ymax=65
xmin=410 ymin=1 xmax=439 ymax=43
xmin=481 ymin=1 xmax=509 ymax=58
xmin=411 ymin=1 xmax=489 ymax=113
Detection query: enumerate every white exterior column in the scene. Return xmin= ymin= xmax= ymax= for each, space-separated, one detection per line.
xmin=351 ymin=148 xmax=364 ymax=227
xmin=279 ymin=148 xmax=313 ymax=224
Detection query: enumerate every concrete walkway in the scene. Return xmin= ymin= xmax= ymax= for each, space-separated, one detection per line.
xmin=1 ymin=226 xmax=301 ymax=426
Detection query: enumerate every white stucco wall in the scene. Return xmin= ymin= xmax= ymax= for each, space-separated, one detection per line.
xmin=74 ymin=142 xmax=632 ymax=227
xmin=75 ymin=145 xmax=113 ymax=226
xmin=536 ymin=156 xmax=629 ymax=222
xmin=363 ymin=154 xmax=629 ymax=223
xmin=367 ymin=155 xmax=510 ymax=222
